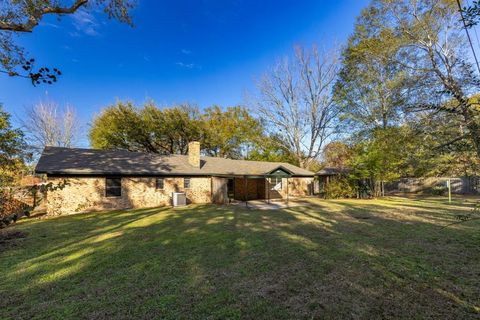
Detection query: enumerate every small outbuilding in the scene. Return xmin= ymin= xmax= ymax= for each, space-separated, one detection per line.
xmin=314 ymin=167 xmax=350 ymax=196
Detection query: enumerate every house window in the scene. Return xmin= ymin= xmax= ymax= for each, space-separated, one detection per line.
xmin=269 ymin=177 xmax=282 ymax=190
xmin=184 ymin=178 xmax=191 ymax=189
xmin=105 ymin=177 xmax=122 ymax=197
xmin=156 ymin=178 xmax=164 ymax=190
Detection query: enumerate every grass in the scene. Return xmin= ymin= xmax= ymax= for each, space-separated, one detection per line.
xmin=0 ymin=196 xmax=479 ymax=319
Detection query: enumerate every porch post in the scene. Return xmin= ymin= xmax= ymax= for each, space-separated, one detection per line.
xmin=286 ymin=177 xmax=289 ymax=205
xmin=244 ymin=176 xmax=248 ymax=207
xmin=267 ymin=177 xmax=270 ymax=204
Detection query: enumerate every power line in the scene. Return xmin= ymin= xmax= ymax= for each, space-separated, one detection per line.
xmin=456 ymin=0 xmax=480 ymax=75
xmin=466 ymin=0 xmax=480 ymax=60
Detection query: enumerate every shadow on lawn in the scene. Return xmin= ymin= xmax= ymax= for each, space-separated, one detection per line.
xmin=1 ymin=199 xmax=479 ymax=319
xmin=327 ymin=197 xmax=477 ymax=227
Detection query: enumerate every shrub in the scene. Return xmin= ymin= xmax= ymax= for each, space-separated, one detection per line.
xmin=1 ymin=180 xmax=69 ymax=228
xmin=0 ymin=191 xmax=28 ymax=220
xmin=431 ymin=184 xmax=447 ymax=196
xmin=324 ymin=176 xmax=356 ymax=199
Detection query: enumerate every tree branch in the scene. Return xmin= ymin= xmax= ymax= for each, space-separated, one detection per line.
xmin=433 ymin=134 xmax=468 ymax=150
xmin=0 ymin=0 xmax=89 ymax=32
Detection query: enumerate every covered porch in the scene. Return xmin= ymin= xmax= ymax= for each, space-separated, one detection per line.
xmin=211 ymin=167 xmax=296 ymax=205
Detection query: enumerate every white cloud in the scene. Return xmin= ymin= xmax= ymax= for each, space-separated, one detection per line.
xmin=71 ymin=9 xmax=100 ymax=36
xmin=175 ymin=62 xmax=201 ymax=69
xmin=181 ymin=49 xmax=192 ymax=55
xmin=40 ymin=22 xmax=60 ymax=28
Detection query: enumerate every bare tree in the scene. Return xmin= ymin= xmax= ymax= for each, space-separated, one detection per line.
xmin=252 ymin=46 xmax=340 ymax=169
xmin=22 ymin=101 xmax=80 ymax=150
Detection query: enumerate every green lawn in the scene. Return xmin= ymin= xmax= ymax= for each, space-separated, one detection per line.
xmin=1 ymin=197 xmax=479 ymax=319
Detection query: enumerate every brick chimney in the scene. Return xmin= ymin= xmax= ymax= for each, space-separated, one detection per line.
xmin=188 ymin=141 xmax=200 ymax=168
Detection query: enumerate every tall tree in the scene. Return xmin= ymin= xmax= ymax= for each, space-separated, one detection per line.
xmin=348 ymin=126 xmax=413 ymax=196
xmin=89 ymin=102 xmax=262 ymax=157
xmin=142 ymin=104 xmax=204 ymax=154
xmin=404 ymin=107 xmax=480 ymax=177
xmin=0 ymin=0 xmax=134 ymax=84
xmin=334 ymin=8 xmax=408 ymax=133
xmin=361 ymin=0 xmax=480 ymax=157
xmin=0 ymin=105 xmax=28 ymax=186
xmin=252 ymin=46 xmax=340 ymax=169
xmin=201 ymin=106 xmax=262 ymax=159
xmin=322 ymin=141 xmax=352 ymax=169
xmin=89 ymin=102 xmax=171 ymax=153
xmin=22 ymin=100 xmax=80 ymax=150
xmin=245 ymin=134 xmax=299 ymax=165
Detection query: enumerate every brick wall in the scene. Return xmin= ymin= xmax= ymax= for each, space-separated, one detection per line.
xmin=46 ymin=176 xmax=212 ymax=215
xmin=286 ymin=177 xmax=314 ymax=197
xmin=45 ymin=176 xmax=314 ymax=215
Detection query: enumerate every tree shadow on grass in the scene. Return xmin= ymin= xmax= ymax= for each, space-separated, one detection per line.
xmin=322 ymin=197 xmax=476 ymax=228
xmin=1 ymin=199 xmax=479 ymax=319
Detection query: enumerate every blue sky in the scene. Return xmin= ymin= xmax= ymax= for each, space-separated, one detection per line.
xmin=0 ymin=0 xmax=369 ymax=145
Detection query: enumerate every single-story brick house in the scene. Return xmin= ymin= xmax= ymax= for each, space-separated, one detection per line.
xmin=35 ymin=142 xmax=315 ymax=215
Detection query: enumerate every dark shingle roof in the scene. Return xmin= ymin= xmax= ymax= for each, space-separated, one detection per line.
xmin=35 ymin=147 xmax=314 ymax=177
xmin=316 ymin=167 xmax=350 ymax=176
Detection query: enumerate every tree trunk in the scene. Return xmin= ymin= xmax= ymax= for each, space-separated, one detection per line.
xmin=298 ymin=157 xmax=306 ymax=169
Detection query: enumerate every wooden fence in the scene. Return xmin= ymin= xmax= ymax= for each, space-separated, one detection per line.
xmin=384 ymin=177 xmax=480 ymax=195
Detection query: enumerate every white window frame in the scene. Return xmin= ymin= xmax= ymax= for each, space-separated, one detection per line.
xmin=105 ymin=177 xmax=122 ymax=197
xmin=184 ymin=177 xmax=191 ymax=189
xmin=269 ymin=177 xmax=282 ymax=191
xmin=156 ymin=178 xmax=164 ymax=190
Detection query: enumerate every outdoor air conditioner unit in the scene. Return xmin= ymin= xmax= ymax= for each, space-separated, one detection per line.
xmin=172 ymin=192 xmax=187 ymax=207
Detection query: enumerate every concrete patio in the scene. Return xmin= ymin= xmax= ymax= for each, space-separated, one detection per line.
xmin=233 ymin=199 xmax=312 ymax=210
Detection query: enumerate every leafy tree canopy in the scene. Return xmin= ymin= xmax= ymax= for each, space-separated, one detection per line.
xmin=322 ymin=141 xmax=352 ymax=170
xmin=89 ymin=102 xmax=263 ymax=159
xmin=334 ymin=6 xmax=408 ymax=133
xmin=245 ymin=134 xmax=299 ymax=165
xmin=330 ymin=0 xmax=480 ymax=188
xmin=202 ymin=105 xmax=263 ymax=158
xmin=0 ymin=105 xmax=29 ymax=186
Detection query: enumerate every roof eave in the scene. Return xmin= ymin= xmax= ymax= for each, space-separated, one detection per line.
xmin=37 ymin=170 xmax=315 ymax=177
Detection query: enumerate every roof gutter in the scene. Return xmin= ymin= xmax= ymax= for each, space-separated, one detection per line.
xmin=39 ymin=171 xmax=315 ymax=178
